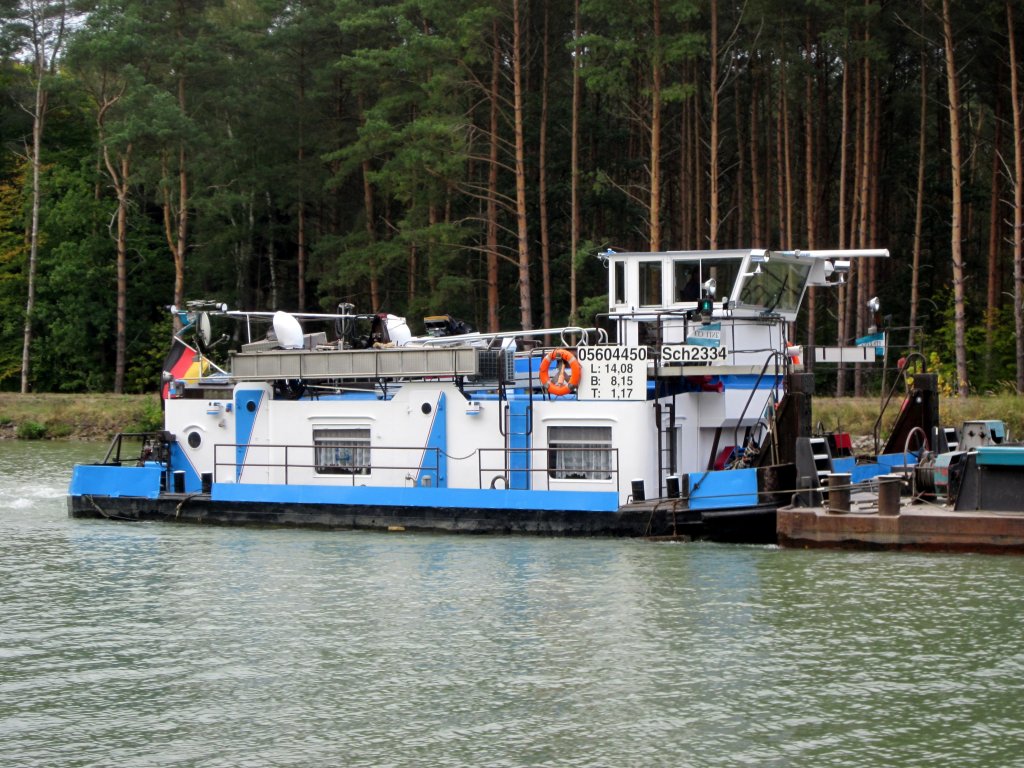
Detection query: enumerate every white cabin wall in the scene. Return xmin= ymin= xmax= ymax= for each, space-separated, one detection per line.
xmin=385 ymin=382 xmax=493 ymax=489
xmin=534 ymin=398 xmax=657 ymax=505
xmin=265 ymin=384 xmax=437 ymax=488
xmin=444 ymin=394 xmax=513 ymax=490
xmin=165 ymin=396 xmax=236 ymax=482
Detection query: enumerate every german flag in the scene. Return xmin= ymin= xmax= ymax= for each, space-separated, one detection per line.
xmin=161 ymin=338 xmax=208 ymax=398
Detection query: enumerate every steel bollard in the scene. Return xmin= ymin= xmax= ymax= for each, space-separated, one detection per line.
xmin=827 ymin=472 xmax=851 ymax=514
xmin=877 ymin=474 xmax=902 ymax=516
xmin=666 ymin=475 xmax=681 ymax=498
xmin=631 ymin=478 xmax=646 ymax=502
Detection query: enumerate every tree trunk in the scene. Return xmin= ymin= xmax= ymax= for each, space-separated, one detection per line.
xmin=694 ymin=80 xmax=704 ymax=248
xmin=162 ymin=71 xmax=190 ymax=329
xmin=681 ymin=84 xmax=693 ymax=247
xmin=174 ymin=144 xmax=188 ymax=315
xmin=649 ymin=0 xmax=663 ymax=251
xmin=838 ymin=61 xmax=850 ymax=251
xmin=539 ymin=5 xmax=552 ymax=332
xmin=361 ymin=158 xmax=380 ymax=311
xmin=107 ymin=146 xmax=132 ymax=395
xmin=297 ymin=76 xmax=306 ymax=312
xmin=836 ymin=59 xmax=852 ymax=397
xmin=942 ymin=0 xmax=970 ymax=397
xmin=512 ymin=0 xmax=531 ymax=329
xmin=1008 ymin=0 xmax=1024 ymax=394
xmin=487 ymin=20 xmax=501 ymax=332
xmin=114 ymin=151 xmax=130 ymax=394
xmin=21 ymin=75 xmax=46 ymax=393
xmin=19 ymin=2 xmax=69 ymax=393
xmin=708 ymin=0 xmax=719 ymax=250
xmin=93 ymin=85 xmax=133 ymax=394
xmin=985 ymin=103 xmax=1002 ymax=381
xmin=781 ymin=65 xmax=793 ymax=248
xmin=734 ymin=75 xmax=746 ymax=245
xmin=750 ymin=74 xmax=762 ymax=246
xmin=408 ymin=242 xmax=418 ymax=307
xmin=263 ymin=194 xmax=276 ymax=309
xmin=909 ymin=58 xmax=927 ymax=349
xmin=297 ymin=201 xmax=306 ymax=311
xmin=775 ymin=87 xmax=785 ymax=246
xmin=855 ymin=55 xmax=872 ymax=397
xmin=570 ymin=0 xmax=581 ymax=321
xmin=804 ymin=24 xmax=817 ymax=370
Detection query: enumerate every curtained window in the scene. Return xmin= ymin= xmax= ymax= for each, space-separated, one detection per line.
xmin=314 ymin=428 xmax=371 ymax=475
xmin=548 ymin=425 xmax=613 ymax=480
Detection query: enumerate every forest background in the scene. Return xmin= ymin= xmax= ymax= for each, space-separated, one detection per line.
xmin=2 ymin=0 xmax=1024 ymax=400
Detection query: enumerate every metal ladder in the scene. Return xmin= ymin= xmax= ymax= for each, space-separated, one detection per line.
xmin=794 ymin=436 xmax=833 ymax=505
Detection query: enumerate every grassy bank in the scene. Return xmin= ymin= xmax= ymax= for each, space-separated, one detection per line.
xmin=813 ymin=394 xmax=1024 ymax=443
xmin=1 ymin=390 xmax=1021 ymax=443
xmin=0 ymin=393 xmax=162 ymax=440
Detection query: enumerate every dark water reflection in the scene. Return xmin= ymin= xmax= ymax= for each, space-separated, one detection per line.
xmin=2 ymin=442 xmax=1023 ymax=767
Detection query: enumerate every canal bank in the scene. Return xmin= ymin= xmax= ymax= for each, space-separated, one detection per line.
xmin=0 ymin=392 xmax=161 ymax=440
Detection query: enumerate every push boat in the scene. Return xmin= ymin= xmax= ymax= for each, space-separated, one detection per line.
xmin=777 ymin=415 xmax=1024 ymax=553
xmin=69 ymin=247 xmax=914 ymax=542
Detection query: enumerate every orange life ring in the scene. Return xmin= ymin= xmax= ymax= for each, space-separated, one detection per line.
xmin=539 ymin=348 xmax=582 ymax=396
xmin=786 ymin=342 xmax=801 ymax=367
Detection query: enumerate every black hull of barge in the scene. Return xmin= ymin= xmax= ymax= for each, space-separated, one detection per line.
xmin=67 ymin=493 xmax=779 ymax=543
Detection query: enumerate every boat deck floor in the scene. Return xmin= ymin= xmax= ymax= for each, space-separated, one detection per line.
xmin=778 ymin=494 xmax=1024 ymax=554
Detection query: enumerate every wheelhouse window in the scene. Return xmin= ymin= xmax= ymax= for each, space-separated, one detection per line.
xmin=736 ymin=258 xmax=811 ymax=314
xmin=673 ymin=257 xmax=741 ymax=303
xmin=548 ymin=425 xmax=613 ymax=480
xmin=638 ymin=261 xmax=663 ymax=306
xmin=314 ymin=427 xmax=371 ymax=475
xmin=613 ymin=261 xmax=626 ymax=305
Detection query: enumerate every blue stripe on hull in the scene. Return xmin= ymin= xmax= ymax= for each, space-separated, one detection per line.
xmin=68 ymin=464 xmax=619 ymax=513
xmin=508 ymin=399 xmax=531 ymax=490
xmin=687 ymin=467 xmax=759 ymax=510
xmin=168 ymin=442 xmax=202 ymax=492
xmin=834 ymin=454 xmax=917 ymax=483
xmin=235 ymin=389 xmax=265 ymax=480
xmin=70 ymin=464 xmax=163 ymax=499
xmin=418 ymin=392 xmax=447 ymax=487
xmin=211 ymin=482 xmax=620 ymax=513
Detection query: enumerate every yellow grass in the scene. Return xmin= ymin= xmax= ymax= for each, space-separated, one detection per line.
xmin=813 ymin=394 xmax=1024 ymax=442
xmin=0 ymin=392 xmax=160 ymax=440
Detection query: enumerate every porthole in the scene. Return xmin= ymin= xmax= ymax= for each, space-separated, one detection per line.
xmin=187 ymin=431 xmax=202 ymax=449
xmin=421 ymin=402 xmax=432 ymax=415
xmin=246 ymin=400 xmax=256 ymax=412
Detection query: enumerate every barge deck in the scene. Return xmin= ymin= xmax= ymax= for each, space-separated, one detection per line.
xmin=778 ymin=504 xmax=1024 ymax=554
xmin=778 ymin=445 xmax=1024 ymax=554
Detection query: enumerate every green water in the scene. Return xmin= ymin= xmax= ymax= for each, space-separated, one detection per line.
xmin=2 ymin=441 xmax=1023 ymax=767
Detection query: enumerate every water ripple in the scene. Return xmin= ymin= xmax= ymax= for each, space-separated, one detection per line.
xmin=2 ymin=443 xmax=1024 ymax=766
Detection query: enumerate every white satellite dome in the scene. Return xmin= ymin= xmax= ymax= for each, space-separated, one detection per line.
xmin=272 ymin=311 xmax=305 ymax=349
xmin=385 ymin=315 xmax=412 ymax=346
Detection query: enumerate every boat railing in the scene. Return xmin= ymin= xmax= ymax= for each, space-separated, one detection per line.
xmin=210 ymin=442 xmax=620 ymax=493
xmin=730 ymin=350 xmax=785 ymax=463
xmin=102 ymin=431 xmax=170 ymax=466
xmin=477 ymin=447 xmax=621 ymax=494
xmin=212 ymin=443 xmax=444 ymax=486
